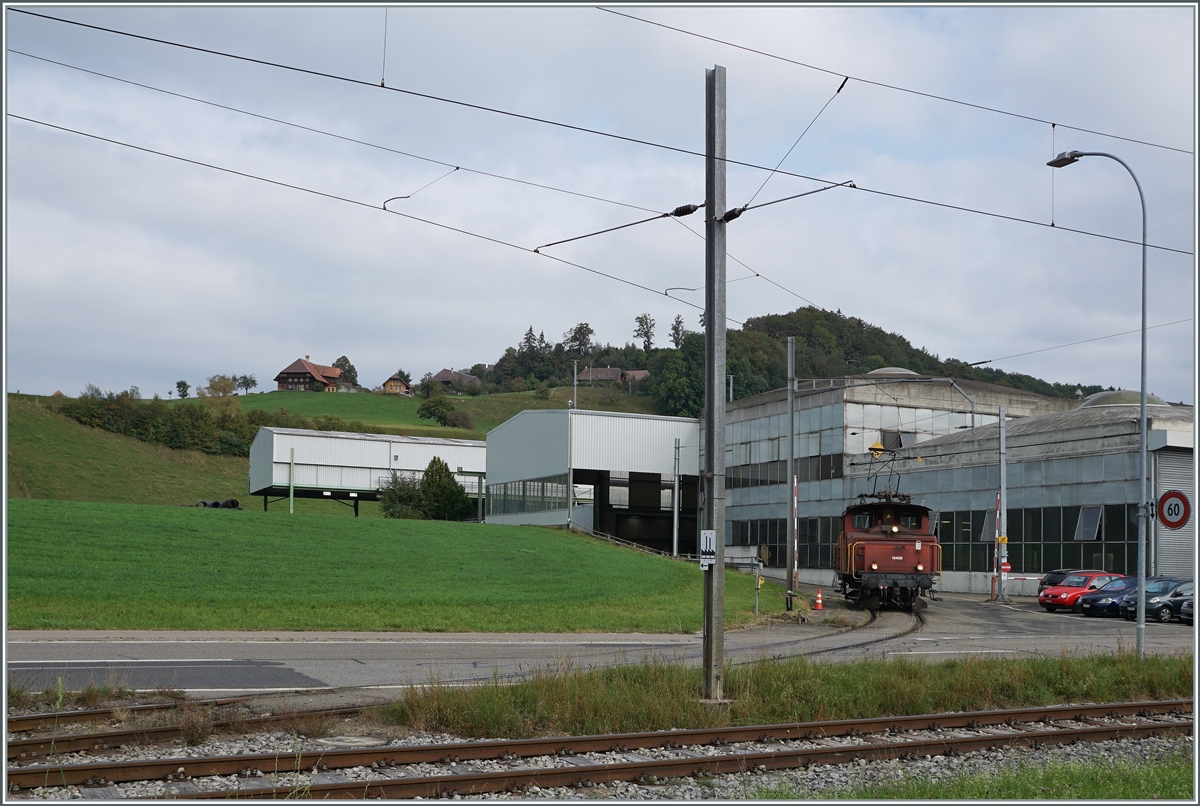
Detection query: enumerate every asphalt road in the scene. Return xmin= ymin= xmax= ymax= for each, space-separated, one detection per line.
xmin=6 ymin=592 xmax=1192 ymax=700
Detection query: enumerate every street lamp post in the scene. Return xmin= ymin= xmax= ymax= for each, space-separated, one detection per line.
xmin=1047 ymin=150 xmax=1148 ymax=660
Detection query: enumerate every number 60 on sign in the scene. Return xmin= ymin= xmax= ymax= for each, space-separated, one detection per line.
xmin=1158 ymin=490 xmax=1191 ymax=530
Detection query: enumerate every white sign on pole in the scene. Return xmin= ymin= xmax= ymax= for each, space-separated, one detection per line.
xmin=700 ymin=529 xmax=716 ymax=570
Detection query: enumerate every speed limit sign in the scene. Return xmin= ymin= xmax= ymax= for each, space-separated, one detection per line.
xmin=1158 ymin=490 xmax=1191 ymax=530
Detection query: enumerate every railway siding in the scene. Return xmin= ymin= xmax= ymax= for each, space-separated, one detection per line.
xmin=7 ymin=702 xmax=1190 ymax=799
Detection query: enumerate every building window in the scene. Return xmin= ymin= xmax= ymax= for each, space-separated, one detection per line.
xmin=1073 ymin=506 xmax=1103 ymax=541
xmin=486 ymin=474 xmax=570 ymax=516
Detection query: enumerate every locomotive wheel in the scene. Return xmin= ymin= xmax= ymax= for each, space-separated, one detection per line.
xmin=860 ymin=592 xmax=882 ymax=611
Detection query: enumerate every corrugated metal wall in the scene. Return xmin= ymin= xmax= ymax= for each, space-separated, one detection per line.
xmin=570 ymin=411 xmax=699 ymax=476
xmin=1154 ymin=449 xmax=1194 ymax=577
xmin=485 ymin=410 xmax=569 ymax=485
xmin=248 ymin=429 xmax=275 ymax=494
xmin=249 ymin=428 xmax=485 ymax=494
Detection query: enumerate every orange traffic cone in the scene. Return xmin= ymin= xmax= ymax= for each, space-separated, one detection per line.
xmin=815 ymin=588 xmax=823 ymax=610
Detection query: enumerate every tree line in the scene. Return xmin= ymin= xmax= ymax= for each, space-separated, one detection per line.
xmin=61 ymin=382 xmax=390 ymax=457
xmin=460 ymin=307 xmax=1105 ymax=417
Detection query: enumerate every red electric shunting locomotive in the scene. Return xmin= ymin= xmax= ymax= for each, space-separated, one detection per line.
xmin=834 ymin=447 xmax=941 ymax=610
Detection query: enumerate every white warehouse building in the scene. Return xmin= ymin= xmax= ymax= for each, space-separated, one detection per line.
xmin=485 ymin=410 xmax=701 ymax=554
xmin=249 ymin=427 xmax=486 ymax=515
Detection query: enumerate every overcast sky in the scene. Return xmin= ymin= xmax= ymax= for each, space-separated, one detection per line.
xmin=4 ymin=5 xmax=1196 ymax=404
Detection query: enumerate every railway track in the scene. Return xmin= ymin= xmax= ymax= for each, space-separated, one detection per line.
xmin=7 ymin=705 xmax=363 ymax=760
xmin=6 ymin=697 xmax=252 ymax=733
xmin=6 ymin=609 xmax=920 ymax=763
xmin=7 ymin=700 xmax=1190 ymax=799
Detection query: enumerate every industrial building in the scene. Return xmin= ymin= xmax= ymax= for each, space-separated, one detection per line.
xmin=716 ymin=368 xmax=1194 ymax=595
xmin=880 ymin=391 xmax=1194 ymax=593
xmin=485 ymin=409 xmax=701 ymax=553
xmin=249 ymin=427 xmax=485 ymax=515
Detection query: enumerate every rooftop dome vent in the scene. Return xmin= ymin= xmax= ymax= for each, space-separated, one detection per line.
xmin=865 ymin=366 xmax=920 ymax=377
xmin=1078 ymin=389 xmax=1168 ymax=408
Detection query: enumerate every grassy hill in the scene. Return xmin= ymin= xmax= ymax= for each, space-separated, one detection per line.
xmin=6 ymin=498 xmax=764 ymax=632
xmin=6 ymin=388 xmax=655 ymax=513
xmin=5 ymin=397 xmax=375 ymax=516
xmin=7 ymin=396 xmax=247 ymax=505
xmin=223 ymin=387 xmax=655 ymax=438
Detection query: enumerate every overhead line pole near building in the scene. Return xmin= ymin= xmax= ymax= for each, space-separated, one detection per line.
xmin=787 ymin=337 xmax=797 ymax=603
xmin=702 ymin=64 xmax=728 ymax=702
xmin=673 ymin=438 xmax=681 ymax=557
xmin=996 ymin=407 xmax=1011 ymax=602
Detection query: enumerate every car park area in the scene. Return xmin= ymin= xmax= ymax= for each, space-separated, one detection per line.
xmin=1037 ymin=571 xmax=1124 ymax=613
xmin=1119 ymin=579 xmax=1194 ymax=623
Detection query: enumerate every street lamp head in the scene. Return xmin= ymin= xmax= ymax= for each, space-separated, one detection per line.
xmin=1047 ymin=150 xmax=1083 ymax=168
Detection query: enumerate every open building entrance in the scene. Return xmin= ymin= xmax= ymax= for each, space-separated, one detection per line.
xmin=572 ymin=469 xmax=700 ymax=555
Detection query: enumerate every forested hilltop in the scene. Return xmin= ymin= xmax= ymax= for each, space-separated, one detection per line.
xmin=466 ymin=307 xmax=1104 ymax=418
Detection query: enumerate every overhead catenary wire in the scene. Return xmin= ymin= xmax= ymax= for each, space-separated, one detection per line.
xmin=380 ymin=7 xmax=388 ymax=87
xmin=534 ymin=203 xmax=701 ymax=253
xmin=967 ymin=318 xmax=1193 ymax=366
xmin=723 ymin=180 xmax=854 ymax=223
xmin=598 ymin=7 xmax=1193 ymax=157
xmin=6 ymin=49 xmax=668 ymax=217
xmin=12 ymin=118 xmax=1184 ymax=412
xmin=7 ymin=112 xmax=747 ymax=326
xmin=382 ymin=166 xmax=459 ymax=205
xmin=743 ymin=75 xmax=848 ymax=209
xmin=10 ymin=48 xmax=828 ymax=309
xmin=8 ymin=11 xmax=1192 ymax=256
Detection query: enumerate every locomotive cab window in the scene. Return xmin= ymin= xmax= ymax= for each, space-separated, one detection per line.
xmin=899 ymin=513 xmax=922 ymax=531
xmin=852 ymin=512 xmax=875 ymax=530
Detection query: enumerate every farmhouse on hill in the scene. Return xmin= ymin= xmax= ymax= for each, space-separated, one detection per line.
xmin=433 ymin=368 xmax=482 ymax=388
xmin=274 ymin=357 xmax=344 ymax=392
xmin=383 ymin=373 xmax=414 ymax=396
xmin=576 ymin=366 xmax=648 ymax=385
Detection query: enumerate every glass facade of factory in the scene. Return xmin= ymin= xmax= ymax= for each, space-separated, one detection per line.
xmin=719 ymin=372 xmax=1194 ymax=583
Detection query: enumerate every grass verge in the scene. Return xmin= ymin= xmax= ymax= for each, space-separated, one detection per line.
xmin=6 ymin=498 xmax=766 ymax=632
xmin=755 ymin=752 xmax=1194 ymax=800
xmin=379 ymin=653 xmax=1193 ymax=738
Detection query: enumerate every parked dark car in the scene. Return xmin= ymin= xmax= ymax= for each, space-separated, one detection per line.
xmin=1038 ymin=571 xmax=1124 ymax=612
xmin=1120 ymin=579 xmax=1193 ymax=623
xmin=1078 ymin=576 xmax=1174 ymax=617
xmin=1181 ymin=598 xmax=1193 ymax=626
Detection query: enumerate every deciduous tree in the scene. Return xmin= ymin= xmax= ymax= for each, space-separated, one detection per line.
xmin=175 ymin=380 xmax=190 ymax=399
xmin=380 ymin=470 xmax=424 ymax=519
xmin=669 ymin=314 xmax=686 ymax=348
xmin=634 ymin=313 xmax=655 ymax=352
xmin=563 ymin=322 xmax=594 ymax=356
xmin=417 ymin=394 xmax=456 ymax=426
xmin=198 ymin=375 xmax=239 ymax=418
xmin=333 ymin=356 xmax=358 ymax=387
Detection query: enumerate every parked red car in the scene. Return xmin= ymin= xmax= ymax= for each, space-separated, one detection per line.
xmin=1038 ymin=570 xmax=1124 ymax=612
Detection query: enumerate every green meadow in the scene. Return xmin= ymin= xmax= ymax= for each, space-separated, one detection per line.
xmin=6 ymin=498 xmax=767 ymax=632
